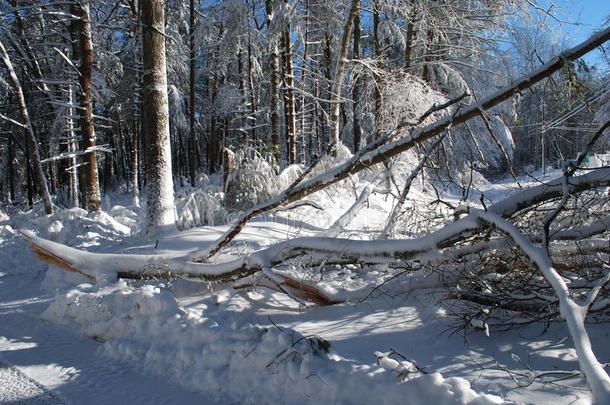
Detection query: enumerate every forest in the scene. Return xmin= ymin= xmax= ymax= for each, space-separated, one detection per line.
xmin=1 ymin=0 xmax=610 ymax=404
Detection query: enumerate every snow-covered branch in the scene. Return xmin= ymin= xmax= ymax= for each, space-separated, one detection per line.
xmin=23 ymin=168 xmax=610 ymax=285
xmin=40 ymin=145 xmax=113 ymax=164
xmin=472 ymin=209 xmax=610 ymax=403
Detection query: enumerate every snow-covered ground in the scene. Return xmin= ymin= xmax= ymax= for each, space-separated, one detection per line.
xmin=0 ymin=219 xmax=217 ymax=404
xmin=0 ymin=171 xmax=606 ymax=404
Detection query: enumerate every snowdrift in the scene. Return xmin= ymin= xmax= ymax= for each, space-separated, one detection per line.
xmin=43 ymin=281 xmax=503 ymax=404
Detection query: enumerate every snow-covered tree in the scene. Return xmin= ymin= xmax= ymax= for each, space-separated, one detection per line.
xmin=141 ymin=0 xmax=176 ymax=233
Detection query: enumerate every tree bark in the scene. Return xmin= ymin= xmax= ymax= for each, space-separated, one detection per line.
xmin=7 ymin=137 xmax=16 ymax=203
xmin=282 ymin=23 xmax=297 ymax=164
xmin=328 ymin=0 xmax=360 ymax=148
xmin=323 ymin=33 xmax=333 ymax=147
xmin=188 ymin=0 xmax=199 ymax=186
xmin=372 ymin=0 xmax=383 ymax=137
xmin=404 ymin=3 xmax=417 ymax=72
xmin=247 ymin=29 xmax=257 ymax=142
xmin=352 ymin=6 xmax=362 ymax=153
xmin=270 ymin=54 xmax=281 ymax=162
xmin=421 ymin=29 xmax=434 ymax=84
xmin=103 ymin=131 xmax=114 ymax=195
xmin=141 ymin=0 xmax=176 ymax=233
xmin=265 ymin=0 xmax=281 ymax=163
xmin=67 ymin=85 xmax=80 ymax=208
xmin=130 ymin=2 xmax=142 ymax=208
xmin=237 ymin=46 xmax=247 ymax=144
xmin=300 ymin=0 xmax=310 ymax=163
xmin=130 ymin=126 xmax=140 ymax=207
xmin=71 ymin=2 xmax=101 ymax=212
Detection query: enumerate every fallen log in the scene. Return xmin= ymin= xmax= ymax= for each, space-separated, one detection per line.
xmin=22 ymin=167 xmax=610 ymax=292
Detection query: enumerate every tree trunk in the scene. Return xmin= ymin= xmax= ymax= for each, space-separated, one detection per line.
xmin=404 ymin=2 xmax=417 ymax=72
xmin=179 ymin=131 xmax=187 ymax=183
xmin=207 ymin=24 xmax=225 ymax=174
xmin=265 ymin=0 xmax=281 ymax=163
xmin=0 ymin=40 xmax=53 ymax=214
xmin=188 ymin=0 xmax=199 ymax=186
xmin=352 ymin=6 xmax=362 ymax=153
xmin=115 ymin=110 xmax=128 ymax=184
xmin=314 ymin=81 xmax=322 ymax=157
xmin=421 ymin=29 xmax=434 ymax=84
xmin=329 ymin=0 xmax=360 ymax=148
xmin=247 ymin=30 xmax=257 ymax=142
xmin=282 ymin=25 xmax=297 ymax=164
xmin=237 ymin=46 xmax=247 ymax=144
xmin=67 ymin=85 xmax=80 ymax=208
xmin=71 ymin=2 xmax=101 ymax=212
xmin=130 ymin=2 xmax=142 ymax=208
xmin=323 ymin=33 xmax=333 ymax=147
xmin=25 ymin=141 xmax=34 ymax=208
xmin=372 ymin=0 xmax=383 ymax=137
xmin=130 ymin=127 xmax=140 ymax=207
xmin=300 ymin=0 xmax=310 ymax=163
xmin=141 ymin=0 xmax=176 ymax=233
xmin=7 ymin=137 xmax=16 ymax=203
xmin=104 ymin=131 xmax=114 ymax=195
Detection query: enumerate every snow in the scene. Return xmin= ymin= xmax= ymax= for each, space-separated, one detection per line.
xmin=472 ymin=209 xmax=610 ymax=402
xmin=2 ymin=168 xmax=610 ymax=404
xmin=0 ymin=360 xmax=66 ymax=404
xmin=41 ymin=281 xmax=502 ymax=404
xmin=0 ymin=226 xmax=213 ymax=404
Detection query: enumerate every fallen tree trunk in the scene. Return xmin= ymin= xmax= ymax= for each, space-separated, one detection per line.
xmin=22 ymin=167 xmax=610 ymax=285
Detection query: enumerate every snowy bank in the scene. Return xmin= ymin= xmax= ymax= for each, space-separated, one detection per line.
xmin=43 ymin=282 xmax=503 ymax=404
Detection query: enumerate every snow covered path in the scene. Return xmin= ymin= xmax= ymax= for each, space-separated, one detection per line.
xmin=0 ymin=238 xmax=214 ymax=405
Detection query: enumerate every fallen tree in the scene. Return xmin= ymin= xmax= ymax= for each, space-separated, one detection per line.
xmin=475 ymin=209 xmax=610 ymax=403
xmin=21 ymin=166 xmax=610 ymax=285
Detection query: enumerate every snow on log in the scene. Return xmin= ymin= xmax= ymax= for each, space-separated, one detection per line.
xmin=22 ymin=168 xmax=610 ymax=289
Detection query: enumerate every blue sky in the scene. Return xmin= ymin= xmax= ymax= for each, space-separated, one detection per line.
xmin=562 ymin=0 xmax=609 ymax=42
xmin=542 ymin=0 xmax=609 ymax=67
